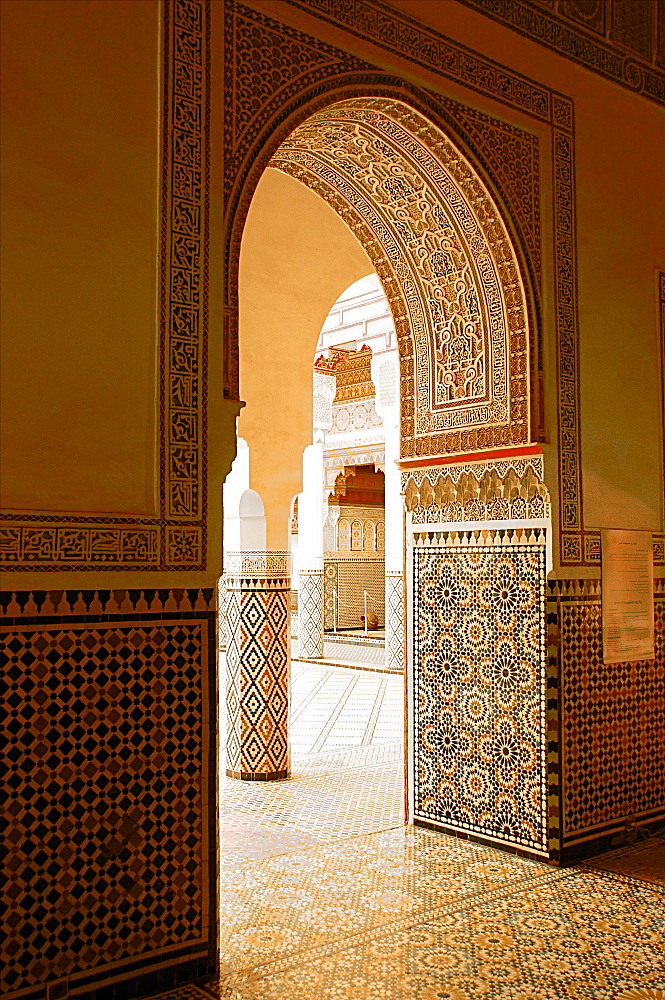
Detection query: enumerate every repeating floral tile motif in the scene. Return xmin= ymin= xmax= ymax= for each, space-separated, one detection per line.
xmin=236 ymin=866 xmax=665 ymax=1000
xmin=148 ymin=832 xmax=665 ymax=1000
xmin=215 ymin=825 xmax=557 ymax=976
xmin=413 ymin=530 xmax=548 ymax=852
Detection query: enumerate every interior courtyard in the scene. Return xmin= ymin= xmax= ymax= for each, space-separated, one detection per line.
xmin=1 ymin=1 xmax=664 ymax=999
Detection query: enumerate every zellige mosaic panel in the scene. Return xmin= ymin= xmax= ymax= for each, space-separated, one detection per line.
xmin=413 ymin=529 xmax=548 ymax=853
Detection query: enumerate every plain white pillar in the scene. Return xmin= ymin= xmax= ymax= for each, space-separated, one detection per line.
xmin=222 ymin=436 xmax=250 ymax=561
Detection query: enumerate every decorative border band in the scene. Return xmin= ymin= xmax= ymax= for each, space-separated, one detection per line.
xmin=226 ymin=768 xmax=289 ymax=781
xmin=287 ymin=0 xmax=664 ymax=108
xmin=456 ymin=0 xmax=665 ymax=108
xmin=283 ymin=0 xmax=555 ymax=121
xmin=224 ymin=550 xmax=290 ymax=576
xmin=0 ymin=587 xmax=216 ymax=619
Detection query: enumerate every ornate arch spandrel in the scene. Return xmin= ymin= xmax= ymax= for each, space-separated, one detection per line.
xmin=224 ymin=0 xmax=592 ymax=566
xmin=223 ymin=79 xmax=542 ymax=427
xmin=269 ymin=97 xmax=532 ymax=460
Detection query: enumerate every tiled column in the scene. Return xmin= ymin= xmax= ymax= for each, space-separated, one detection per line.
xmin=298 ymin=442 xmax=325 ymax=658
xmin=385 ymin=569 xmax=405 ymax=671
xmin=372 ymin=353 xmax=405 ymax=671
xmin=225 ymin=551 xmax=290 ymax=780
xmin=298 ymin=568 xmax=324 ymax=657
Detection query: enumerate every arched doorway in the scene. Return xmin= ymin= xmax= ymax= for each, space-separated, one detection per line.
xmin=226 ymin=92 xmax=552 ymax=857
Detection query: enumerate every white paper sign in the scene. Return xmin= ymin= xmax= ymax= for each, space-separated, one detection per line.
xmin=601 ymin=529 xmax=654 ymax=664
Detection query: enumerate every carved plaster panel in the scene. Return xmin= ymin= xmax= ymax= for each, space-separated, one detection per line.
xmin=272 ymin=98 xmax=531 ymax=459
xmin=403 ymin=457 xmax=550 ymax=525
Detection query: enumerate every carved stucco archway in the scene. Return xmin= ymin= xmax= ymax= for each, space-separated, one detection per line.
xmin=269 ymin=97 xmax=532 ymax=460
xmin=225 ymin=92 xmax=553 ymax=858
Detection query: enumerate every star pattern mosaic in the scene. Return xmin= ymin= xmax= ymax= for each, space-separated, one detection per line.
xmin=146 ymin=831 xmax=665 ymax=1000
xmin=145 ymin=661 xmax=661 ymax=1000
xmin=413 ymin=532 xmax=548 ymax=852
xmin=236 ymin=864 xmax=665 ymax=999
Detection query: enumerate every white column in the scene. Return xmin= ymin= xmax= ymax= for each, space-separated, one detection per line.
xmin=222 ymin=436 xmax=250 ymax=562
xmin=372 ymin=352 xmax=405 ymax=671
xmin=298 ymin=441 xmax=325 ymax=658
xmin=218 ymin=435 xmax=250 ymax=650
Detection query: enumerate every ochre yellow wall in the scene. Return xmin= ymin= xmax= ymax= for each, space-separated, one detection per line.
xmin=575 ymin=89 xmax=663 ymax=531
xmin=2 ymin=0 xmax=663 ymax=581
xmin=1 ymin=0 xmax=159 ymax=515
xmin=238 ymin=168 xmax=373 ymax=550
xmin=383 ymin=0 xmax=665 ymax=536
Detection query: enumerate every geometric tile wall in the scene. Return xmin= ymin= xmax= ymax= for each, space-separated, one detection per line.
xmin=413 ymin=528 xmax=549 ymax=855
xmin=551 ymin=580 xmax=665 ymax=856
xmin=385 ymin=570 xmax=405 ymax=672
xmin=323 ymin=559 xmax=385 ymax=632
xmin=225 ymin=571 xmax=290 ymax=780
xmin=298 ymin=570 xmax=324 ymax=658
xmin=1 ymin=589 xmax=217 ymax=1000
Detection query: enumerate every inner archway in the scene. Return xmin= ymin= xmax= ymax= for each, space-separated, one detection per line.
xmin=226 ymin=92 xmax=545 ymax=857
xmin=270 ymin=97 xmax=533 ymax=460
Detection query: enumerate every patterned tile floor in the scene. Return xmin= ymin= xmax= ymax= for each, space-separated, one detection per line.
xmin=219 ymin=661 xmax=405 ymax=860
xmin=583 ymin=836 xmax=665 ymax=888
xmin=291 ymin=635 xmax=399 ymax=673
xmin=153 ymin=662 xmax=665 ymax=1000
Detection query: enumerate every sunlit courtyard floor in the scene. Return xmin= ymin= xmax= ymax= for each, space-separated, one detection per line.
xmin=149 ymin=659 xmax=665 ymax=1000
xmin=219 ymin=660 xmax=405 ymax=861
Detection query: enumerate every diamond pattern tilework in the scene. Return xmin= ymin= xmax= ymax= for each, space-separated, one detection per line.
xmin=385 ymin=571 xmax=405 ymax=672
xmin=153 ymin=647 xmax=662 ymax=1000
xmin=1 ymin=617 xmax=213 ymax=997
xmin=559 ymin=592 xmax=665 ymax=845
xmin=298 ymin=571 xmax=324 ymax=658
xmin=413 ymin=530 xmax=548 ymax=852
xmin=225 ymin=576 xmax=290 ymax=778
